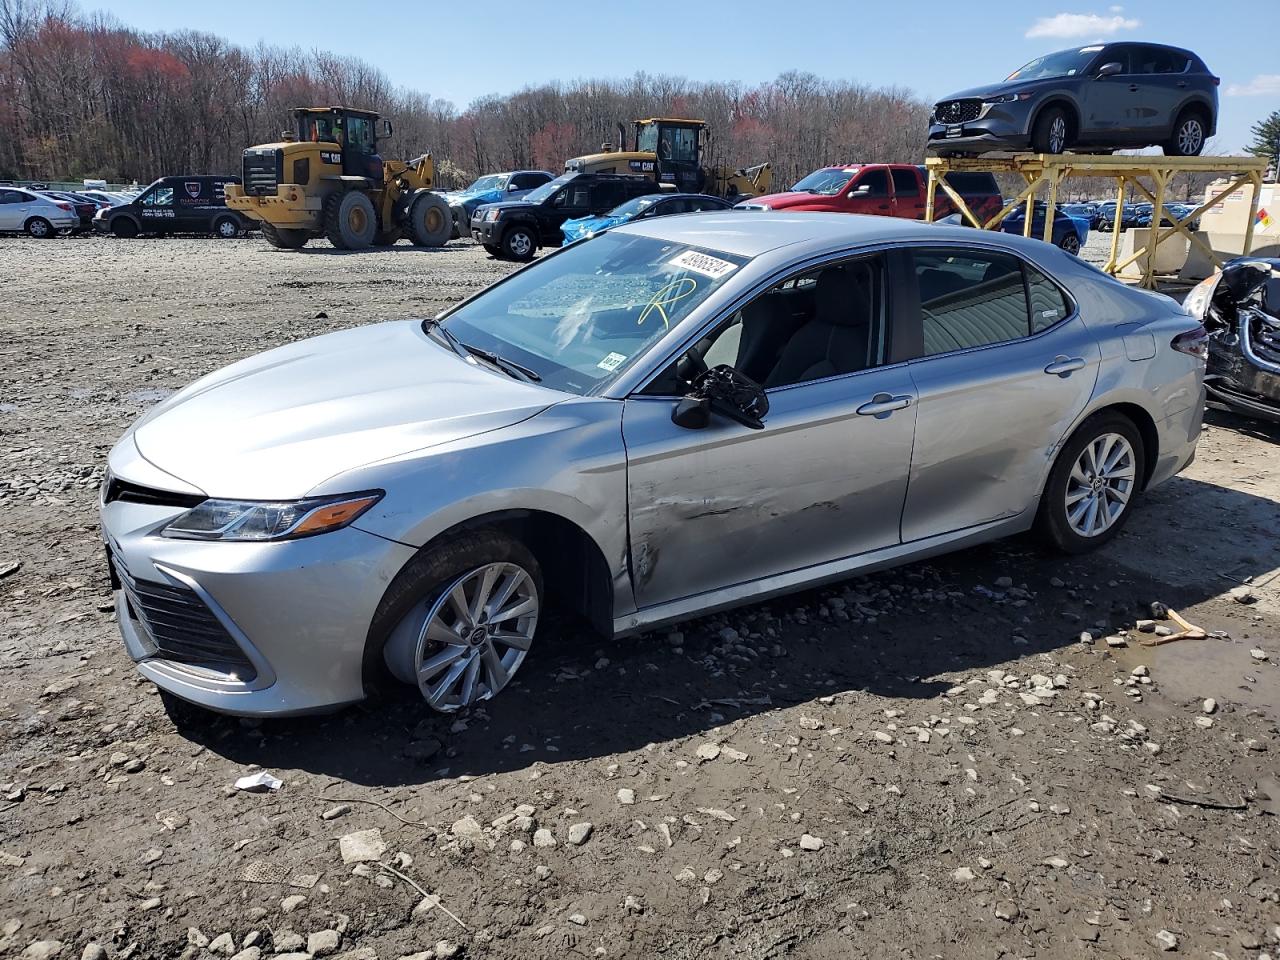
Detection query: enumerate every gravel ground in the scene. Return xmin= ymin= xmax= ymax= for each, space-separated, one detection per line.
xmin=1 ymin=233 xmax=1279 ymax=960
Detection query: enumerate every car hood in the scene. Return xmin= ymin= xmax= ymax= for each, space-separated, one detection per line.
xmin=478 ymin=200 xmax=536 ymax=215
xmin=744 ymin=191 xmax=836 ymax=209
xmin=126 ymin=320 xmax=559 ymax=500
xmin=562 ymin=213 xmax=626 ymax=241
xmin=937 ymin=78 xmax=1057 ymax=103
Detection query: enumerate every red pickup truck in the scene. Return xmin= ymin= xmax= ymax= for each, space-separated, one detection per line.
xmin=738 ymin=163 xmax=1002 ymax=223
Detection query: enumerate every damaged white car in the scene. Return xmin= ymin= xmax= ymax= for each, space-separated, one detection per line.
xmin=100 ymin=213 xmax=1206 ymax=717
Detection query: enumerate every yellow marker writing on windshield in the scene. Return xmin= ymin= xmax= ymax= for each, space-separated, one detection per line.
xmin=638 ymin=277 xmax=698 ymax=330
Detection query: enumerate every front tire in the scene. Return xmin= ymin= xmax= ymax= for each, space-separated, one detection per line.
xmin=323 ymin=191 xmax=377 ymax=250
xmin=1058 ymin=232 xmax=1081 ymax=255
xmin=1036 ymin=412 xmax=1144 ymax=554
xmin=501 ymin=224 xmax=537 ymax=262
xmin=111 ymin=217 xmax=139 ymax=238
xmin=1163 ymin=111 xmax=1206 ymax=157
xmin=407 ymin=192 xmax=452 ymax=247
xmin=482 ymin=243 xmax=503 ymax=258
xmin=212 ymin=215 xmax=241 ymax=239
xmin=261 ymin=222 xmax=309 ymax=249
xmin=1031 ymin=107 xmax=1070 ymax=155
xmin=376 ymin=529 xmax=542 ymax=713
xmin=25 ymin=217 xmax=54 ymax=238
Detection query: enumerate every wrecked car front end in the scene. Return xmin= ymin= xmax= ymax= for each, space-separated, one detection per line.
xmin=1185 ymin=258 xmax=1280 ymax=424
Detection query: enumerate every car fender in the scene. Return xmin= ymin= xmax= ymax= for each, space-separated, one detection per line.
xmin=1171 ymin=94 xmax=1216 ymax=133
xmin=1029 ymin=94 xmax=1082 ymax=136
xmin=109 ymin=211 xmax=142 ymax=231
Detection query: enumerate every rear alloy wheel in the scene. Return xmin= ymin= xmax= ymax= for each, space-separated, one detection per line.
xmin=501 ymin=225 xmax=536 ymax=262
xmin=1164 ymin=113 xmax=1206 ymax=157
xmin=1036 ymin=413 xmax=1144 ymax=553
xmin=1031 ymin=107 xmax=1069 ymax=155
xmin=380 ymin=530 xmax=542 ymax=713
xmin=260 ymin=222 xmax=309 ymax=249
xmin=1058 ymin=232 xmax=1081 ymax=255
xmin=323 ymin=190 xmax=377 ymax=250
xmin=212 ymin=216 xmax=241 ymax=239
xmin=25 ymin=217 xmax=54 ymax=238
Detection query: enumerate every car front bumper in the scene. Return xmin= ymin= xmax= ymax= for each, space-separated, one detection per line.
xmin=471 ymin=216 xmax=501 ymax=245
xmin=100 ymin=464 xmax=416 ymax=717
xmin=927 ymin=112 xmax=1032 ymax=153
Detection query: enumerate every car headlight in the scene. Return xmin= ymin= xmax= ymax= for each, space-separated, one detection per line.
xmin=984 ymin=92 xmax=1033 ymax=105
xmin=1182 ymin=273 xmax=1221 ymax=321
xmin=160 ymin=491 xmax=382 ymax=542
xmin=485 ymin=208 xmax=502 ymax=222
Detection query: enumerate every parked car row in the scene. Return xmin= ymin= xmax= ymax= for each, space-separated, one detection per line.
xmin=438 ymin=170 xmax=555 ymax=238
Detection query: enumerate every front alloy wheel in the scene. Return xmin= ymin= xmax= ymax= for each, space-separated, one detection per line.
xmin=1059 ymin=232 xmax=1081 ymax=255
xmin=1064 ymin=432 xmax=1136 ymax=538
xmin=385 ymin=559 xmax=539 ymax=712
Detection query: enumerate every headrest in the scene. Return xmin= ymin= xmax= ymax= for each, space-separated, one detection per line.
xmin=817 ymin=264 xmax=871 ymax=327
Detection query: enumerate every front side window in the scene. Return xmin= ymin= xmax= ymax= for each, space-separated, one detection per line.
xmin=524 ymin=175 xmax=573 ymax=205
xmin=657 ymin=127 xmax=698 ymax=164
xmin=437 ymin=232 xmax=750 ymax=395
xmin=650 ymin=255 xmax=888 ymax=393
xmin=143 ymin=186 xmax=174 ymax=206
xmin=346 ymin=116 xmax=375 ymax=154
xmin=791 ymin=168 xmax=857 ymax=196
xmin=855 ymin=169 xmax=890 ymax=197
xmin=910 ymin=249 xmax=1069 ymax=356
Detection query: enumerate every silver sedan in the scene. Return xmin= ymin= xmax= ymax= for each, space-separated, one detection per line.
xmin=99 ymin=214 xmax=1208 ymax=717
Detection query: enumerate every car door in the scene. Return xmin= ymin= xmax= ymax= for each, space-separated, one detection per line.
xmin=0 ymin=189 xmax=26 ymax=230
xmin=621 ymin=251 xmax=919 ymax=608
xmin=1136 ymin=46 xmax=1192 ymax=139
xmin=840 ymin=167 xmax=891 ymax=216
xmin=891 ymin=167 xmax=923 ymax=220
xmin=896 ymin=246 xmax=1100 ymax=542
xmin=138 ymin=183 xmax=176 ymax=229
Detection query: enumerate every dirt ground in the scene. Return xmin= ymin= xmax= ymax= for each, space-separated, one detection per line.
xmin=1 ymin=232 xmax=1278 ymax=960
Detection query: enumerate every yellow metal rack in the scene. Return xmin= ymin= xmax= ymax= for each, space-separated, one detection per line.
xmin=923 ymin=154 xmax=1270 ymax=288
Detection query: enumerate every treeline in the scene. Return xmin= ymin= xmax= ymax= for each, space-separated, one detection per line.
xmin=0 ymin=0 xmax=929 ymax=189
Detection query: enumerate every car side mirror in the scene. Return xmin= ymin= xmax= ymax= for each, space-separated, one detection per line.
xmin=508 ymin=182 xmax=520 ymax=191
xmin=671 ymin=396 xmax=712 ymax=429
xmin=849 ymin=184 xmax=871 ymax=197
xmin=1095 ymin=62 xmax=1123 ymax=78
xmin=380 ymin=119 xmax=394 ymax=138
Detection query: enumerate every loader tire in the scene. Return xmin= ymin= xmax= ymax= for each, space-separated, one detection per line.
xmin=407 ymin=192 xmax=451 ymax=247
xmin=324 ymin=191 xmax=377 ymax=250
xmin=373 ymin=228 xmax=403 ymax=246
xmin=261 ymin=223 xmax=309 ymax=249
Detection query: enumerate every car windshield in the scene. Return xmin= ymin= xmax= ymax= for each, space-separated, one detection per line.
xmin=522 ymin=175 xmax=573 ymax=205
xmin=435 ymin=232 xmax=749 ymax=395
xmin=607 ymin=196 xmax=660 ymax=218
xmin=466 ymin=175 xmax=506 ymax=193
xmin=1008 ymin=46 xmax=1102 ymax=81
xmin=790 ymin=168 xmax=856 ymax=195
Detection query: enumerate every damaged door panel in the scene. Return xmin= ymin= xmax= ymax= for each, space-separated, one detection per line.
xmin=621 ymin=366 xmax=917 ymax=609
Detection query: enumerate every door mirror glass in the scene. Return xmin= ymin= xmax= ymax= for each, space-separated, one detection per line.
xmin=849 ymin=184 xmax=871 ymax=198
xmin=1096 ymin=61 xmax=1123 ymax=78
xmin=687 ymin=365 xmax=769 ymax=430
xmin=671 ymin=395 xmax=712 ymax=429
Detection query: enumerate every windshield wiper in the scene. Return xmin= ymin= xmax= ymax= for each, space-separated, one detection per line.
xmin=462 ymin=343 xmax=542 ymax=382
xmin=422 ymin=317 xmax=467 ymax=358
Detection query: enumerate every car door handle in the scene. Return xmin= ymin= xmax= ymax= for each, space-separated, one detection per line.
xmin=856 ymin=393 xmax=913 ymax=417
xmin=1176 ymin=80 xmax=1188 ymax=88
xmin=1044 ymin=356 xmax=1086 ymax=377
xmin=1128 ymin=84 xmax=1140 ymax=92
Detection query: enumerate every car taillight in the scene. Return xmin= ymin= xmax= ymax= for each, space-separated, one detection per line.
xmin=1171 ymin=324 xmax=1209 ymax=361
xmin=55 ymin=201 xmax=73 ymax=211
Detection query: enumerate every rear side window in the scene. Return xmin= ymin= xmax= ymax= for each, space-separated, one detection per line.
xmin=908 ymin=249 xmax=1071 ymax=356
xmin=891 ymin=168 xmax=920 ymax=197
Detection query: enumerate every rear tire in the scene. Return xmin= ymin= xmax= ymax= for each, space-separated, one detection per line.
xmin=501 ymin=224 xmax=537 ymax=262
xmin=1058 ymin=232 xmax=1081 ymax=255
xmin=25 ymin=217 xmax=54 ymax=238
xmin=1031 ymin=106 xmax=1070 ymax=155
xmin=373 ymin=228 xmax=403 ymax=246
xmin=111 ymin=217 xmax=139 ymax=239
xmin=212 ymin=215 xmax=241 ymax=239
xmin=323 ymin=191 xmax=377 ymax=250
xmin=1036 ymin=411 xmax=1145 ymax=554
xmin=407 ymin=192 xmax=452 ymax=247
xmin=260 ymin=222 xmax=309 ymax=249
xmin=1163 ymin=111 xmax=1207 ymax=157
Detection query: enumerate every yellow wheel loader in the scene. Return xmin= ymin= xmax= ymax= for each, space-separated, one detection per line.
xmin=564 ymin=118 xmax=772 ymax=201
xmin=224 ymin=107 xmax=452 ymax=251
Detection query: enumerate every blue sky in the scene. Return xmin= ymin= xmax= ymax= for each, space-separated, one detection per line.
xmin=97 ymin=0 xmax=1279 ymax=152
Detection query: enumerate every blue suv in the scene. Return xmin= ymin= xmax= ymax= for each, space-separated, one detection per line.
xmin=929 ymin=42 xmax=1218 ymax=157
xmin=440 ymin=171 xmax=553 ymax=238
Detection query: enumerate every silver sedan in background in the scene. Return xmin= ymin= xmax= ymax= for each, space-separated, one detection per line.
xmin=99 ymin=214 xmax=1208 ymax=717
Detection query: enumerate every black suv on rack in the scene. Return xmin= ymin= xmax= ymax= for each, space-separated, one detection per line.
xmin=928 ymin=42 xmax=1218 ymax=157
xmin=94 ymin=175 xmax=253 ymax=238
xmin=470 ymin=172 xmax=658 ymax=261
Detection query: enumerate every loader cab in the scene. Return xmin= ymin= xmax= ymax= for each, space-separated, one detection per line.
xmin=295 ymin=107 xmax=388 ymax=184
xmin=633 ymin=119 xmax=708 ymax=194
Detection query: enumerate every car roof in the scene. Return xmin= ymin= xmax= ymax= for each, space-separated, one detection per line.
xmin=610 ymin=211 xmax=1034 ymax=259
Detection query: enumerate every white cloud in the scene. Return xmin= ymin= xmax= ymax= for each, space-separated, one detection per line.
xmin=1025 ymin=12 xmax=1141 ymax=39
xmin=1226 ymin=74 xmax=1280 ymax=97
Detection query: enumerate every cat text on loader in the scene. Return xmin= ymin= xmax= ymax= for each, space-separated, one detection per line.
xmin=564 ymin=118 xmax=771 ymax=201
xmin=224 ymin=106 xmax=452 ymax=251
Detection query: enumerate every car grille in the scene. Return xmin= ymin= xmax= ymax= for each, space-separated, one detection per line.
xmin=102 ymin=474 xmax=205 ymax=509
xmin=243 ymin=148 xmax=282 ymax=197
xmin=110 ymin=551 xmax=256 ymax=681
xmin=935 ymin=99 xmax=983 ymax=124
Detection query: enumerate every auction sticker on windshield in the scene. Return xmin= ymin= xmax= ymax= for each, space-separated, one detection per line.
xmin=669 ymin=250 xmax=738 ymax=280
xmin=597 ymin=351 xmax=628 ymax=372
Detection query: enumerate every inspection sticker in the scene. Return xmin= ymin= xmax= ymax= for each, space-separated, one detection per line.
xmin=597 ymin=351 xmax=628 ymax=372
xmin=669 ymin=249 xmax=738 ymax=280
